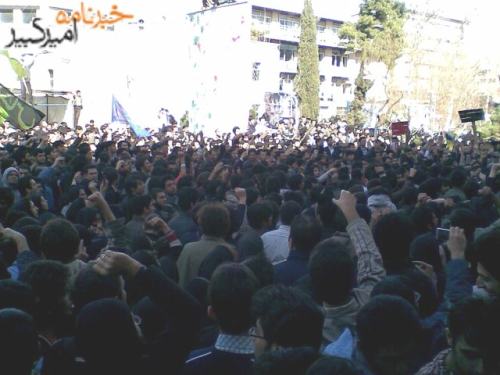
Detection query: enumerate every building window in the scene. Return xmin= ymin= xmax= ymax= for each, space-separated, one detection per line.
xmin=320 ymin=75 xmax=325 ymax=83
xmin=332 ymin=54 xmax=341 ymax=67
xmin=0 ymin=9 xmax=14 ymax=23
xmin=279 ymin=14 xmax=298 ymax=30
xmin=318 ymin=49 xmax=324 ymax=61
xmin=252 ymin=8 xmax=271 ymax=24
xmin=279 ymin=44 xmax=297 ymax=61
xmin=22 ymin=9 xmax=36 ymax=23
xmin=252 ymin=62 xmax=261 ymax=81
xmin=342 ymin=56 xmax=348 ymax=67
xmin=317 ymin=20 xmax=326 ymax=33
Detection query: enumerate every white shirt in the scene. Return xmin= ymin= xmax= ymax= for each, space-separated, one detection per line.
xmin=261 ymin=225 xmax=291 ymax=265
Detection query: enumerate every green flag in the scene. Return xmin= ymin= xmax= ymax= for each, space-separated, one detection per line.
xmin=0 ymin=50 xmax=27 ymax=79
xmin=0 ymin=83 xmax=44 ymax=130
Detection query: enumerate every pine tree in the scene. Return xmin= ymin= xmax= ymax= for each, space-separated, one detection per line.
xmin=294 ymin=0 xmax=320 ymax=120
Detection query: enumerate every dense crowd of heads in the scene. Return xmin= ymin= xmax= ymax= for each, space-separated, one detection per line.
xmin=0 ymin=118 xmax=499 ymax=375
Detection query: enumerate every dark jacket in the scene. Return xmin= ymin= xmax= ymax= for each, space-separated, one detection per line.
xmin=274 ymin=250 xmax=310 ymax=286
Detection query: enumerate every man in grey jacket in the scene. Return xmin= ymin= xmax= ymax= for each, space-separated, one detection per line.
xmin=309 ymin=190 xmax=386 ymax=344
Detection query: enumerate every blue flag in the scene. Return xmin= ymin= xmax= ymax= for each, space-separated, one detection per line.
xmin=111 ymin=95 xmax=150 ymax=137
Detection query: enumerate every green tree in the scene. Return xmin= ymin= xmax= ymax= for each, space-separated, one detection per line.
xmin=340 ymin=0 xmax=407 ymax=127
xmin=294 ymin=0 xmax=320 ymax=120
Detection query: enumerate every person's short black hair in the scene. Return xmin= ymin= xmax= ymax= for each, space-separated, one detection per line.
xmin=373 ymin=213 xmax=415 ymax=272
xmin=17 ymin=225 xmax=42 ymax=256
xmin=356 ymin=295 xmax=422 ymax=365
xmin=252 ymin=285 xmax=324 ymax=350
xmin=309 ymin=241 xmax=355 ymax=306
xmin=449 ymin=208 xmax=477 ymax=241
xmin=71 ymin=266 xmax=123 ymax=313
xmin=290 ymin=215 xmax=322 ymax=253
xmin=288 ymin=174 xmax=304 ymax=190
xmin=17 ymin=176 xmax=33 ymax=197
xmin=247 ymin=202 xmax=273 ymax=230
xmin=149 ymin=188 xmax=164 ymax=201
xmin=198 ymin=203 xmax=230 ymax=238
xmin=40 ymin=219 xmax=80 ymax=263
xmin=475 ymin=229 xmax=500 ymax=282
xmin=208 ymin=263 xmax=259 ymax=334
xmin=124 ymin=175 xmax=144 ymax=195
xmin=280 ymin=201 xmax=302 ymax=226
xmin=0 ymin=308 xmax=38 ymax=375
xmin=306 ymin=356 xmax=361 ymax=375
xmin=102 ymin=167 xmax=119 ymax=185
xmin=448 ymin=297 xmax=491 ymax=350
xmin=128 ymin=195 xmax=152 ymax=216
xmin=370 ymin=275 xmax=416 ymax=308
xmin=82 ymin=164 xmax=98 ymax=175
xmin=198 ymin=245 xmax=235 ymax=280
xmin=254 ymin=346 xmax=320 ymax=375
xmin=317 ymin=197 xmax=341 ymax=228
xmin=449 ymin=168 xmax=467 ymax=188
xmin=242 ymin=254 xmax=274 ymax=287
xmin=177 ymin=187 xmax=198 ymax=211
xmin=411 ymin=205 xmax=435 ymax=234
xmin=0 ymin=280 xmax=35 ymax=314
xmin=20 ymin=260 xmax=69 ymax=332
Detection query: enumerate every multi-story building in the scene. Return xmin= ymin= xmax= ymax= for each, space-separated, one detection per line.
xmin=247 ymin=0 xmax=360 ymax=120
xmin=365 ymin=10 xmax=470 ymax=130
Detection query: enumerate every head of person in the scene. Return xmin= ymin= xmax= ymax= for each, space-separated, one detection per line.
xmin=290 ymin=215 xmax=322 ymax=254
xmin=288 ymin=174 xmax=304 ymax=191
xmin=446 ymin=297 xmax=495 ymax=375
xmin=251 ymin=285 xmax=324 ymax=358
xmin=309 ymin=240 xmax=355 ymax=306
xmin=207 ymin=263 xmax=259 ymax=335
xmin=163 ymin=174 xmax=177 ymax=196
xmin=124 ymin=175 xmax=145 ymax=196
xmin=450 ymin=208 xmax=477 ymax=243
xmin=197 ymin=203 xmax=230 ymax=239
xmin=370 ymin=275 xmax=418 ymax=309
xmin=150 ymin=188 xmax=167 ymax=208
xmin=475 ymin=230 xmax=500 ymax=298
xmin=20 ymin=260 xmax=71 ymax=334
xmin=17 ymin=176 xmax=38 ymax=198
xmin=247 ymin=202 xmax=274 ymax=231
xmin=254 ymin=346 xmax=320 ymax=375
xmin=3 ymin=167 xmax=19 ymax=187
xmin=242 ymin=254 xmax=274 ymax=287
xmin=198 ymin=245 xmax=236 ymax=280
xmin=306 ymin=356 xmax=361 ymax=375
xmin=40 ymin=219 xmax=80 ymax=263
xmin=280 ymin=200 xmax=301 ymax=227
xmin=71 ymin=266 xmax=125 ymax=314
xmin=411 ymin=205 xmax=438 ymax=234
xmin=82 ymin=164 xmax=98 ymax=182
xmin=76 ymin=298 xmax=141 ymax=371
xmin=0 ymin=280 xmax=35 ymax=314
xmin=449 ymin=168 xmax=467 ymax=189
xmin=177 ymin=186 xmax=198 ymax=212
xmin=135 ymin=155 xmax=152 ymax=174
xmin=356 ymin=295 xmax=423 ymax=375
xmin=0 ymin=308 xmax=38 ymax=375
xmin=373 ymin=213 xmax=415 ymax=273
xmin=129 ymin=195 xmax=154 ymax=217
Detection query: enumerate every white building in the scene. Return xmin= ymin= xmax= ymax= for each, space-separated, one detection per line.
xmin=248 ymin=0 xmax=360 ymax=120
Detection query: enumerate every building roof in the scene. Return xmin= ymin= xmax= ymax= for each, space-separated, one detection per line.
xmin=250 ymin=0 xmax=359 ymax=23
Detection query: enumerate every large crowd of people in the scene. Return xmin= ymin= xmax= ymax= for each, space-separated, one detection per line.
xmin=0 ymin=116 xmax=499 ymax=375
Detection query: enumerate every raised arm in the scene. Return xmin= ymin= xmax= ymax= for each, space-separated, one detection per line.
xmin=333 ymin=190 xmax=386 ymax=292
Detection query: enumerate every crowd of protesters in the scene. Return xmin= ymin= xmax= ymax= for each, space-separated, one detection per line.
xmin=0 ymin=116 xmax=499 ymax=375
